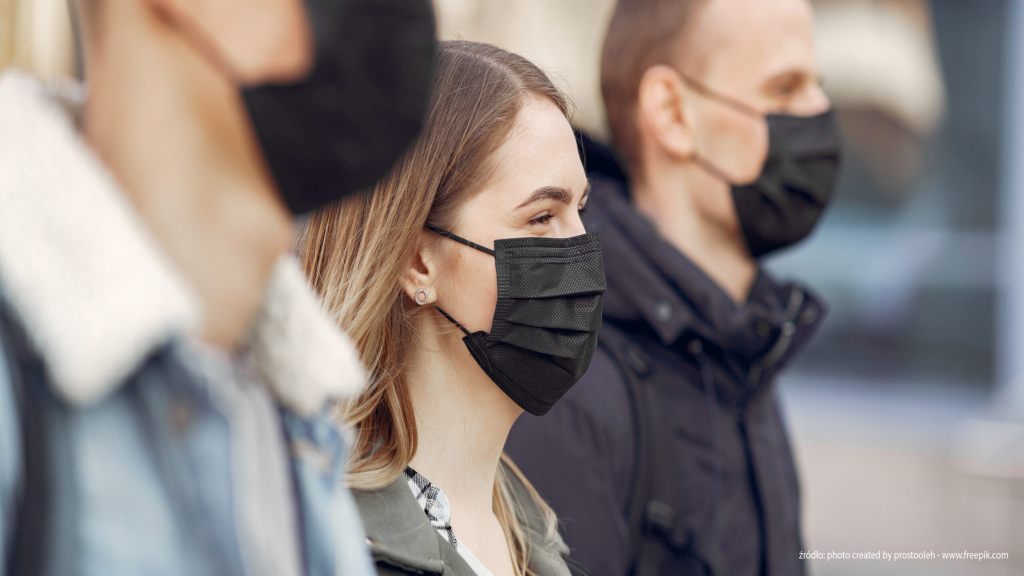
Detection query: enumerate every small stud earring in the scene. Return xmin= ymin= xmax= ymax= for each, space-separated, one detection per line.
xmin=414 ymin=289 xmax=428 ymax=305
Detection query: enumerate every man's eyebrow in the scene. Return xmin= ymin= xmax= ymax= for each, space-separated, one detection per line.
xmin=515 ymin=186 xmax=573 ymax=209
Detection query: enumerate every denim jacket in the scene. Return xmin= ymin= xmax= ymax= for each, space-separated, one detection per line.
xmin=0 ymin=71 xmax=373 ymax=576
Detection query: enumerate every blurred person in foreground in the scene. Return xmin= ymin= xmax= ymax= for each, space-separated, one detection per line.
xmin=0 ymin=0 xmax=435 ymax=574
xmin=507 ymin=0 xmax=840 ymax=574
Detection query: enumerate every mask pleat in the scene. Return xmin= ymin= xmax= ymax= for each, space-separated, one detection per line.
xmin=500 ymin=257 xmax=607 ymax=300
xmin=501 ymin=294 xmax=603 ymax=332
xmin=491 ymin=326 xmax=594 ymax=359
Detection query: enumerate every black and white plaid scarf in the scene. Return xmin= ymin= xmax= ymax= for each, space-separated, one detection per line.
xmin=405 ymin=467 xmax=458 ymax=547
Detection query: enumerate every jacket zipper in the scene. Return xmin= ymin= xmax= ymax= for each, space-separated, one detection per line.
xmin=746 ymin=288 xmax=805 ymax=389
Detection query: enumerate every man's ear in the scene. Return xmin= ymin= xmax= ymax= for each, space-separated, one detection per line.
xmin=637 ymin=65 xmax=696 ymax=161
xmin=142 ymin=0 xmax=312 ymax=83
xmin=400 ymin=229 xmax=441 ymax=306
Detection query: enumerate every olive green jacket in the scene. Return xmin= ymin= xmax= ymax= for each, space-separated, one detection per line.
xmin=353 ymin=466 xmax=571 ymax=575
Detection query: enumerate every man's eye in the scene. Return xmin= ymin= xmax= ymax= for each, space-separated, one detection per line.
xmin=529 ymin=214 xmax=554 ymax=226
xmin=767 ymin=74 xmax=808 ymax=100
xmin=774 ymin=81 xmax=800 ymax=98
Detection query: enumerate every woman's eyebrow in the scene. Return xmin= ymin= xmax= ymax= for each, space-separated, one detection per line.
xmin=516 ymin=186 xmax=573 ymax=209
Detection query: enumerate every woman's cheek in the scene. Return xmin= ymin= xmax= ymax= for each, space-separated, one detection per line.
xmin=472 ymin=264 xmax=499 ymax=333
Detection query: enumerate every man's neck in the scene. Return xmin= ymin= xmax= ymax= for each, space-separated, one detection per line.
xmin=632 ymin=165 xmax=758 ymax=304
xmin=82 ymin=6 xmax=293 ymax=350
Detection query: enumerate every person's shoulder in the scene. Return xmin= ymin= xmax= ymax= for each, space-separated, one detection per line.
xmin=513 ymin=343 xmax=635 ymax=461
xmin=558 ymin=342 xmax=632 ymax=419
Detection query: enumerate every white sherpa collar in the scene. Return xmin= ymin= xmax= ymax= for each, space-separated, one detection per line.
xmin=246 ymin=258 xmax=366 ymax=416
xmin=0 ymin=71 xmax=364 ymax=416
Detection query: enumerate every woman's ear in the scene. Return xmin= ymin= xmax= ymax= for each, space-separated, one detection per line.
xmin=637 ymin=65 xmax=695 ymax=161
xmin=400 ymin=229 xmax=440 ymax=306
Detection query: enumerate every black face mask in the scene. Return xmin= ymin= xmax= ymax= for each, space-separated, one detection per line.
xmin=426 ymin=225 xmax=606 ymax=416
xmin=730 ymin=110 xmax=841 ymax=257
xmin=682 ymin=74 xmax=842 ymax=258
xmin=241 ymin=0 xmax=437 ymax=214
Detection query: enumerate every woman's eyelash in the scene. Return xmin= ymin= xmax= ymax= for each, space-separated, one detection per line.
xmin=528 ymin=201 xmax=587 ymax=225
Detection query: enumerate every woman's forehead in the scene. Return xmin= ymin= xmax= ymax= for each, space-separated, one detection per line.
xmin=481 ymin=98 xmax=587 ymax=205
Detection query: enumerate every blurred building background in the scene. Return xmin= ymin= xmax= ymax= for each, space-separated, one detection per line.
xmin=2 ymin=0 xmax=1020 ymax=574
xmin=0 ymin=0 xmax=74 ymax=80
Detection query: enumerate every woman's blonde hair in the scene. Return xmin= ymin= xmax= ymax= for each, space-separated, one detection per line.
xmin=300 ymin=40 xmax=567 ymax=574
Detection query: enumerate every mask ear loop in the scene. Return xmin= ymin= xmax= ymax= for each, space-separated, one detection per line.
xmin=676 ymin=71 xmax=762 ymax=118
xmin=434 ymin=306 xmax=471 ymax=336
xmin=425 ymin=224 xmax=495 ymax=256
xmin=674 ymin=71 xmax=765 ymax=187
xmin=690 ymin=153 xmax=742 ymax=186
xmin=424 ymin=224 xmax=490 ymax=335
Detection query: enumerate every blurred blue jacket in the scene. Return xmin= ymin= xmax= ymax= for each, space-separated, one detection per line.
xmin=0 ymin=71 xmax=373 ymax=576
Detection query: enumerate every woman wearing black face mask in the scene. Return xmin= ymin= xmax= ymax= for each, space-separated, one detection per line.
xmin=300 ymin=41 xmax=603 ymax=576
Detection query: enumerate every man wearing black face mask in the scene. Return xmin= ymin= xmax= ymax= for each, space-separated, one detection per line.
xmin=507 ymin=1 xmax=838 ymax=575
xmin=0 ymin=0 xmax=434 ymax=574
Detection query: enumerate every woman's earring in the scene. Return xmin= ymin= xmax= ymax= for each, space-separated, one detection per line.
xmin=414 ymin=289 xmax=429 ymax=305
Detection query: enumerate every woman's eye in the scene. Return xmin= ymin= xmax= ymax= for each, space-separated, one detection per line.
xmin=528 ymin=213 xmax=554 ymax=226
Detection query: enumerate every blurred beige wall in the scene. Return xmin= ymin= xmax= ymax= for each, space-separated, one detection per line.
xmin=814 ymin=0 xmax=945 ymax=136
xmin=0 ymin=0 xmax=74 ymax=79
xmin=1 ymin=0 xmax=944 ymax=141
xmin=435 ymin=0 xmax=945 ymax=141
xmin=435 ymin=0 xmax=616 ymax=139
xmin=0 ymin=0 xmax=13 ymax=64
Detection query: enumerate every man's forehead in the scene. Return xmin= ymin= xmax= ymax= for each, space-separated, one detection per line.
xmin=686 ymin=0 xmax=816 ymax=76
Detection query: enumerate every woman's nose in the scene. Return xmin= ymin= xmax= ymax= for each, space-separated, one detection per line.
xmin=565 ymin=210 xmax=588 ymax=237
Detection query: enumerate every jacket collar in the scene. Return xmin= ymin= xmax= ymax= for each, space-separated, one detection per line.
xmin=353 ymin=477 xmax=451 ymax=575
xmin=0 ymin=71 xmax=364 ymax=416
xmin=585 ymin=174 xmax=826 ymax=369
xmin=353 ymin=467 xmax=571 ymax=576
